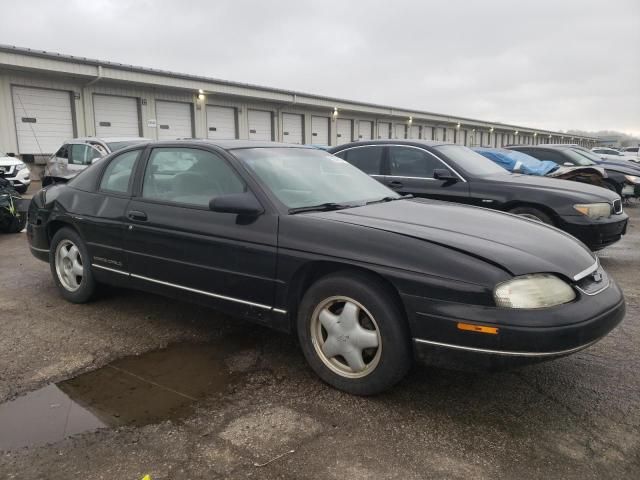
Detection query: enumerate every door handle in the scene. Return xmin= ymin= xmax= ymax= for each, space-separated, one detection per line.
xmin=389 ymin=180 xmax=404 ymax=188
xmin=127 ymin=210 xmax=147 ymax=221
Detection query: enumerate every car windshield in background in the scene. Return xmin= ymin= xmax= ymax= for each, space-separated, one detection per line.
xmin=234 ymin=148 xmax=399 ymax=210
xmin=434 ymin=145 xmax=509 ymax=176
xmin=564 ymin=149 xmax=597 ymax=166
xmin=106 ymin=140 xmax=148 ymax=152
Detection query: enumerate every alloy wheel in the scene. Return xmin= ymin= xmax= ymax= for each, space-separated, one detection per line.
xmin=55 ymin=239 xmax=84 ymax=292
xmin=310 ymin=296 xmax=382 ymax=378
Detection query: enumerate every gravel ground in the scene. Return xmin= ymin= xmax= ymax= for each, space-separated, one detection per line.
xmin=0 ymin=184 xmax=638 ymax=479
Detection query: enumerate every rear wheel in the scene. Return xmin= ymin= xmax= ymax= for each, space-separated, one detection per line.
xmin=297 ymin=271 xmax=412 ymax=395
xmin=509 ymin=206 xmax=553 ymax=225
xmin=50 ymin=227 xmax=96 ymax=303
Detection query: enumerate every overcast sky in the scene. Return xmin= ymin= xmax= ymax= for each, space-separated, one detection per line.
xmin=1 ymin=0 xmax=639 ymax=135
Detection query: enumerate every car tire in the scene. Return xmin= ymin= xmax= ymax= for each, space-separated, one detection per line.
xmin=49 ymin=227 xmax=96 ymax=303
xmin=509 ymin=206 xmax=553 ymax=225
xmin=297 ymin=271 xmax=412 ymax=395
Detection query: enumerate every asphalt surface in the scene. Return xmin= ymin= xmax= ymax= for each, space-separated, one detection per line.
xmin=0 ymin=182 xmax=638 ymax=479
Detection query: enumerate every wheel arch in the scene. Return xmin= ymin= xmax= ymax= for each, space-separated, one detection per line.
xmin=284 ymin=261 xmax=408 ymax=334
xmin=47 ymin=218 xmax=78 ymax=243
xmin=501 ymin=201 xmax=559 ymax=225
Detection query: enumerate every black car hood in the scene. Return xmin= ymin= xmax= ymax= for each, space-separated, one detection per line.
xmin=480 ymin=173 xmax=618 ymax=201
xmin=311 ymin=199 xmax=596 ymax=280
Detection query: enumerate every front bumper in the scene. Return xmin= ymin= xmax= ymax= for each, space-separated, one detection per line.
xmin=621 ymin=183 xmax=640 ymax=198
xmin=558 ymin=213 xmax=628 ymax=250
xmin=4 ymin=168 xmax=31 ymax=189
xmin=405 ymin=277 xmax=625 ymax=370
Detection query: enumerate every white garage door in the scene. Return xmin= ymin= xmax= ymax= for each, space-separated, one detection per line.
xmin=422 ymin=126 xmax=433 ymax=140
xmin=358 ymin=121 xmax=373 ymax=140
xmin=282 ymin=113 xmax=303 ymax=144
xmin=409 ymin=125 xmax=420 ymax=139
xmin=394 ymin=124 xmax=406 ymax=139
xmin=336 ymin=118 xmax=352 ymax=144
xmin=456 ymin=130 xmax=465 ymax=145
xmin=248 ymin=110 xmax=272 ymax=141
xmin=445 ymin=128 xmax=455 ymax=143
xmin=377 ymin=122 xmax=390 ymax=139
xmin=207 ymin=106 xmax=237 ymax=139
xmin=94 ymin=95 xmax=140 ymax=137
xmin=156 ymin=101 xmax=192 ymax=140
xmin=311 ymin=116 xmax=329 ymax=145
xmin=12 ymin=86 xmax=74 ymax=154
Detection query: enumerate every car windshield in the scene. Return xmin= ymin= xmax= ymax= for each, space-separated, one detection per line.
xmin=106 ymin=140 xmax=148 ymax=152
xmin=233 ymin=147 xmax=399 ymax=210
xmin=564 ymin=149 xmax=598 ymax=166
xmin=434 ymin=145 xmax=509 ymax=176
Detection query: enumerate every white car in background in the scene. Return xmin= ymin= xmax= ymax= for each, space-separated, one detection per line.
xmin=619 ymin=146 xmax=640 ymax=161
xmin=0 ymin=152 xmax=30 ymax=193
xmin=592 ymin=147 xmax=640 ymax=163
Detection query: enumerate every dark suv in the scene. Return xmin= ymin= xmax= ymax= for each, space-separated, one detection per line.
xmin=329 ymin=140 xmax=628 ymax=250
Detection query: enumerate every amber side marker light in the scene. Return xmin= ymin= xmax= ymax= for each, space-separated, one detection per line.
xmin=457 ymin=322 xmax=499 ymax=335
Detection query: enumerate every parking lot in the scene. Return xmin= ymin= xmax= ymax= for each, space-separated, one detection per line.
xmin=0 ymin=182 xmax=638 ymax=479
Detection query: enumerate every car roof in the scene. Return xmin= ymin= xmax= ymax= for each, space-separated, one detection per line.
xmin=148 ymin=139 xmax=319 ymax=150
xmin=328 ymin=139 xmax=450 ymax=151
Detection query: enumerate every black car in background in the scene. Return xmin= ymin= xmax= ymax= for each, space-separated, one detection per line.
xmin=27 ymin=140 xmax=625 ymax=394
xmin=329 ymin=141 xmax=628 ymax=250
xmin=508 ymin=145 xmax=640 ymax=199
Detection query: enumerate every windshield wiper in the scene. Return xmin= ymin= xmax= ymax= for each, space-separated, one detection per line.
xmin=289 ymin=202 xmax=353 ymax=214
xmin=366 ymin=194 xmax=412 ymax=205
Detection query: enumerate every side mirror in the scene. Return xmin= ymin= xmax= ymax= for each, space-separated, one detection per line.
xmin=209 ymin=192 xmax=264 ymax=216
xmin=7 ymin=153 xmax=15 ymax=157
xmin=433 ymin=168 xmax=458 ymax=182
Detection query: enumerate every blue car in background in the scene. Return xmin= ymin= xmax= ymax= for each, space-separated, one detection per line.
xmin=473 ymin=147 xmax=610 ymax=190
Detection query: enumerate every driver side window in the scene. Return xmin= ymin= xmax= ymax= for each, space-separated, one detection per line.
xmin=142 ymin=148 xmax=245 ymax=207
xmin=389 ymin=146 xmax=443 ymax=178
xmin=69 ymin=144 xmax=102 ymax=165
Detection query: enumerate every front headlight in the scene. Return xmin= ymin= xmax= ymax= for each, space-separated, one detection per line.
xmin=494 ymin=274 xmax=576 ymax=309
xmin=15 ymin=162 xmax=27 ymax=172
xmin=573 ymin=203 xmax=611 ymax=219
xmin=624 ymin=175 xmax=639 ymax=184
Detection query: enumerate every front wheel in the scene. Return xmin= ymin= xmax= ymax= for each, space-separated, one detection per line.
xmin=50 ymin=227 xmax=96 ymax=303
xmin=297 ymin=271 xmax=412 ymax=395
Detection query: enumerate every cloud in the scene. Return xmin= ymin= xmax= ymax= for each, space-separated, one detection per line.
xmin=1 ymin=0 xmax=638 ymax=134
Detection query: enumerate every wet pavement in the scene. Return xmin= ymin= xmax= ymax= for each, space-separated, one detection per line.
xmin=0 ymin=341 xmax=250 ymax=451
xmin=0 ymin=182 xmax=638 ymax=479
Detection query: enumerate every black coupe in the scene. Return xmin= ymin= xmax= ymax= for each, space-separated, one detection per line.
xmin=329 ymin=140 xmax=628 ymax=250
xmin=27 ymin=140 xmax=625 ymax=394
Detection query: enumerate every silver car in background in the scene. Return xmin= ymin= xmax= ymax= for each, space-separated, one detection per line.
xmin=43 ymin=136 xmax=149 ymax=186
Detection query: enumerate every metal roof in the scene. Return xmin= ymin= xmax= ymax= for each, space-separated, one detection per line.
xmin=0 ymin=44 xmax=596 ymax=140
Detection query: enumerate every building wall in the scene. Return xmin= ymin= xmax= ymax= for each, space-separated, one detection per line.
xmin=0 ymin=68 xmax=596 ymax=161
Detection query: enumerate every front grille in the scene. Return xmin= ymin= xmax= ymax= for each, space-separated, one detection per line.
xmin=0 ymin=165 xmax=15 ymax=177
xmin=575 ymin=267 xmax=609 ymax=295
xmin=613 ymin=199 xmax=622 ymax=214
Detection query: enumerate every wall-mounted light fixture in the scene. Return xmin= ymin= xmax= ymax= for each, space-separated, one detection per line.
xmin=489 ymin=127 xmax=494 ymax=133
xmin=197 ymin=89 xmax=205 ymax=100
xmin=408 ymin=116 xmax=413 ymax=124
xmin=333 ymin=107 xmax=338 ymax=118
xmin=514 ymin=130 xmax=519 ymax=135
xmin=548 ymin=134 xmax=552 ymax=138
xmin=456 ymin=122 xmax=461 ymax=129
xmin=533 ymin=132 xmax=538 ymax=137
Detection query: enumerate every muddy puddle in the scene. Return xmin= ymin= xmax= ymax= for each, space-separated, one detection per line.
xmin=0 ymin=340 xmax=257 ymax=451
